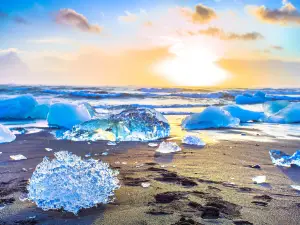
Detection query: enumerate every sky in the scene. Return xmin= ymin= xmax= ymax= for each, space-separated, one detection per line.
xmin=1 ymin=0 xmax=300 ymax=87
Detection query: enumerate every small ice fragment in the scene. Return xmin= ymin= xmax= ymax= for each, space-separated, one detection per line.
xmin=121 ymin=162 xmax=127 ymax=165
xmin=88 ymin=142 xmax=91 ymax=145
xmin=252 ymin=175 xmax=266 ymax=184
xmin=0 ymin=205 xmax=5 ymax=210
xmin=45 ymin=148 xmax=52 ymax=152
xmin=291 ymin=185 xmax=300 ymax=191
xmin=148 ymin=143 xmax=158 ymax=147
xmin=269 ymin=150 xmax=300 ymax=167
xmin=0 ymin=124 xmax=16 ymax=143
xmin=160 ymin=165 xmax=166 ymax=168
xmin=28 ymin=216 xmax=36 ymax=219
xmin=85 ymin=153 xmax=91 ymax=158
xmin=156 ymin=142 xmax=181 ymax=154
xmin=182 ymin=135 xmax=206 ymax=146
xmin=22 ymin=168 xmax=28 ymax=172
xmin=10 ymin=154 xmax=27 ymax=160
xmin=107 ymin=141 xmax=116 ymax=146
xmin=141 ymin=182 xmax=151 ymax=188
xmin=19 ymin=193 xmax=28 ymax=202
xmin=115 ymin=161 xmax=120 ymax=164
xmin=136 ymin=163 xmax=144 ymax=168
xmin=102 ymin=152 xmax=108 ymax=156
xmin=0 ymin=152 xmax=2 ymax=154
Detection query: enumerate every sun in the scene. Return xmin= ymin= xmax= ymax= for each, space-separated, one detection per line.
xmin=154 ymin=42 xmax=229 ymax=86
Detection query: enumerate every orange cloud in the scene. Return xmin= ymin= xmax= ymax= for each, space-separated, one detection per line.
xmin=249 ymin=1 xmax=300 ymax=25
xmin=180 ymin=3 xmax=217 ymax=24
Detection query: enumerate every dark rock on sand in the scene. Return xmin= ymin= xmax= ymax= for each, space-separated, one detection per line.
xmin=234 ymin=220 xmax=254 ymax=225
xmin=146 ymin=207 xmax=174 ymax=215
xmin=206 ymin=200 xmax=241 ymax=217
xmin=172 ymin=216 xmax=204 ymax=225
xmin=0 ymin=197 xmax=15 ymax=205
xmin=155 ymin=192 xmax=186 ymax=204
xmin=251 ymin=201 xmax=268 ymax=207
xmin=253 ymin=195 xmax=272 ymax=202
xmin=201 ymin=206 xmax=220 ymax=219
xmin=154 ymin=172 xmax=198 ymax=187
xmin=122 ymin=176 xmax=150 ymax=186
xmin=247 ymin=164 xmax=261 ymax=169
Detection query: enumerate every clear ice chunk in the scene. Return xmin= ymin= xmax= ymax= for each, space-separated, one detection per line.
xmin=27 ymin=151 xmax=119 ymax=214
xmin=156 ymin=142 xmax=181 ymax=153
xmin=182 ymin=106 xmax=240 ymax=130
xmin=62 ymin=108 xmax=170 ymax=142
xmin=47 ymin=103 xmax=92 ymax=129
xmin=10 ymin=154 xmax=27 ymax=160
xmin=0 ymin=124 xmax=16 ymax=144
xmin=141 ymin=182 xmax=151 ymax=188
xmin=182 ymin=135 xmax=206 ymax=146
xmin=291 ymin=185 xmax=300 ymax=191
xmin=223 ymin=105 xmax=264 ymax=122
xmin=252 ymin=175 xmax=266 ymax=184
xmin=45 ymin=148 xmax=52 ymax=152
xmin=269 ymin=150 xmax=300 ymax=167
xmin=266 ymin=103 xmax=300 ymax=124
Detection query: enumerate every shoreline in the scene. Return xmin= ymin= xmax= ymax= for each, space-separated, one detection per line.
xmin=1 ymin=131 xmax=300 ymax=225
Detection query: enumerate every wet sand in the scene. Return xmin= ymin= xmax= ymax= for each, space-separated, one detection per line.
xmin=0 ymin=130 xmax=300 ymax=225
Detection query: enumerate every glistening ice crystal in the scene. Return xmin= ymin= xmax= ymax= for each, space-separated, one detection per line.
xmin=27 ymin=151 xmax=119 ymax=214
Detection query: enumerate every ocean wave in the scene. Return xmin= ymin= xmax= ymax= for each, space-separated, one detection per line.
xmin=94 ymin=103 xmax=220 ymax=109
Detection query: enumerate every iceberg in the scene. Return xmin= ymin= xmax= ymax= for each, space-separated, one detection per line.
xmin=263 ymin=100 xmax=289 ymax=115
xmin=156 ymin=142 xmax=181 ymax=153
xmin=62 ymin=108 xmax=170 ymax=142
xmin=182 ymin=135 xmax=206 ymax=146
xmin=223 ymin=105 xmax=264 ymax=122
xmin=47 ymin=103 xmax=92 ymax=129
xmin=0 ymin=124 xmax=16 ymax=144
xmin=266 ymin=103 xmax=300 ymax=124
xmin=28 ymin=103 xmax=50 ymax=119
xmin=269 ymin=150 xmax=300 ymax=167
xmin=182 ymin=106 xmax=240 ymax=130
xmin=235 ymin=91 xmax=266 ymax=104
xmin=0 ymin=95 xmax=37 ymax=119
xmin=27 ymin=151 xmax=119 ymax=215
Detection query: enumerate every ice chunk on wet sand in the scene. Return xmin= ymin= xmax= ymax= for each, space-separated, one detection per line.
xmin=47 ymin=103 xmax=92 ymax=129
xmin=252 ymin=175 xmax=266 ymax=184
xmin=10 ymin=154 xmax=27 ymax=160
xmin=266 ymin=103 xmax=300 ymax=124
xmin=148 ymin=143 xmax=158 ymax=147
xmin=182 ymin=106 xmax=240 ymax=130
xmin=182 ymin=135 xmax=205 ymax=146
xmin=27 ymin=151 xmax=119 ymax=215
xmin=156 ymin=142 xmax=181 ymax=153
xmin=269 ymin=150 xmax=300 ymax=167
xmin=0 ymin=124 xmax=16 ymax=144
xmin=264 ymin=100 xmax=289 ymax=115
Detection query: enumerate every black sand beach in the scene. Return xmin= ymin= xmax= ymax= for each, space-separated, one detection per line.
xmin=1 ymin=127 xmax=300 ymax=225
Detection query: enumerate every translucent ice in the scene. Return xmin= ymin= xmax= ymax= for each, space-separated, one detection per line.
xmin=47 ymin=103 xmax=92 ymax=129
xmin=148 ymin=143 xmax=158 ymax=147
xmin=45 ymin=148 xmax=52 ymax=152
xmin=291 ymin=185 xmax=300 ymax=191
xmin=182 ymin=135 xmax=206 ymax=146
xmin=269 ymin=150 xmax=300 ymax=167
xmin=223 ymin=105 xmax=264 ymax=122
xmin=182 ymin=106 xmax=240 ymax=130
xmin=28 ymin=103 xmax=50 ymax=119
xmin=0 ymin=124 xmax=16 ymax=144
xmin=62 ymin=108 xmax=170 ymax=142
xmin=10 ymin=154 xmax=27 ymax=160
xmin=252 ymin=175 xmax=266 ymax=184
xmin=156 ymin=142 xmax=181 ymax=153
xmin=235 ymin=91 xmax=266 ymax=105
xmin=266 ymin=103 xmax=300 ymax=124
xmin=27 ymin=151 xmax=119 ymax=214
xmin=263 ymin=100 xmax=289 ymax=115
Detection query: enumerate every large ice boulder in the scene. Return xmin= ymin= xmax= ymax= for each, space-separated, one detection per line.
xmin=266 ymin=103 xmax=300 ymax=124
xmin=27 ymin=151 xmax=119 ymax=214
xmin=62 ymin=108 xmax=170 ymax=141
xmin=47 ymin=103 xmax=92 ymax=129
xmin=182 ymin=106 xmax=240 ymax=130
xmin=28 ymin=103 xmax=50 ymax=119
xmin=263 ymin=100 xmax=290 ymax=115
xmin=0 ymin=124 xmax=16 ymax=143
xmin=223 ymin=105 xmax=264 ymax=122
xmin=235 ymin=91 xmax=266 ymax=104
xmin=0 ymin=95 xmax=37 ymax=119
xmin=269 ymin=150 xmax=300 ymax=167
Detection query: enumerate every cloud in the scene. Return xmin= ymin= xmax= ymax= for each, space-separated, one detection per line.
xmin=118 ymin=11 xmax=138 ymax=23
xmin=180 ymin=3 xmax=217 ymax=24
xmin=186 ymin=27 xmax=264 ymax=41
xmin=13 ymin=16 xmax=29 ymax=24
xmin=28 ymin=38 xmax=73 ymax=44
xmin=0 ymin=48 xmax=19 ymax=55
xmin=271 ymin=45 xmax=284 ymax=50
xmin=55 ymin=9 xmax=102 ymax=33
xmin=249 ymin=0 xmax=300 ymax=25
